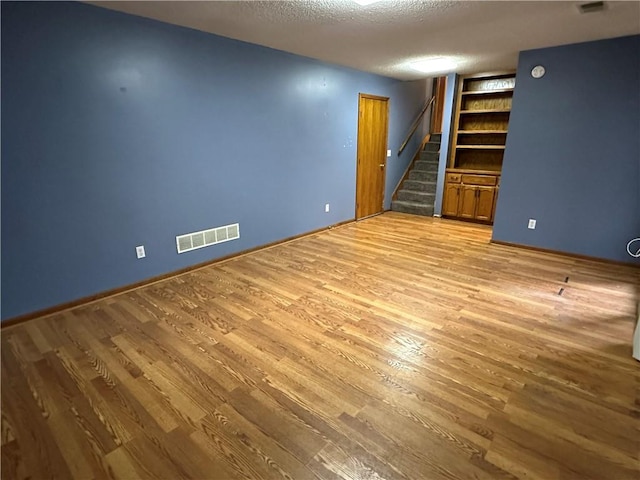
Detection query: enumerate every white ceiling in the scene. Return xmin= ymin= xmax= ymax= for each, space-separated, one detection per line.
xmin=90 ymin=1 xmax=640 ymax=80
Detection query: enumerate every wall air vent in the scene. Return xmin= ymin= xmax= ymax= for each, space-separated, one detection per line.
xmin=176 ymin=223 xmax=240 ymax=254
xmin=578 ymin=1 xmax=605 ymax=14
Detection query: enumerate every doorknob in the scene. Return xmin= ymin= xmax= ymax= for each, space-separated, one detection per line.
xmin=379 ymin=164 xmax=385 ymax=167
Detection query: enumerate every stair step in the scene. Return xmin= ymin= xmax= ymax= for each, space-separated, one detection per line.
xmin=430 ymin=133 xmax=442 ymax=142
xmin=408 ymin=170 xmax=438 ymax=182
xmin=397 ymin=190 xmax=435 ymax=203
xmin=413 ymin=161 xmax=439 ymax=172
xmin=401 ymin=180 xmax=436 ymax=193
xmin=423 ymin=142 xmax=440 ymax=152
xmin=391 ymin=200 xmax=434 ymax=217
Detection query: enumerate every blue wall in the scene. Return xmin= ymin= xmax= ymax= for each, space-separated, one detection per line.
xmin=1 ymin=2 xmax=427 ymax=320
xmin=493 ymin=35 xmax=640 ymax=264
xmin=433 ymin=73 xmax=457 ymax=216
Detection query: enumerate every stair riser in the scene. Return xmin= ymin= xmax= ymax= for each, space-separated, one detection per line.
xmin=420 ymin=152 xmax=440 ymax=161
xmin=397 ymin=191 xmax=435 ymax=203
xmin=391 ymin=203 xmax=434 ymax=217
xmin=408 ymin=171 xmax=438 ymax=182
xmin=401 ymin=180 xmax=437 ymax=193
xmin=430 ymin=134 xmax=442 ymax=142
xmin=413 ymin=161 xmax=439 ymax=172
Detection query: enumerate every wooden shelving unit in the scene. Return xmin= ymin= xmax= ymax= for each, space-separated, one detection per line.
xmin=460 ymin=108 xmax=511 ymax=114
xmin=442 ymin=71 xmax=516 ymax=224
xmin=457 ymin=130 xmax=508 ymax=134
xmin=456 ymin=145 xmax=506 ymax=150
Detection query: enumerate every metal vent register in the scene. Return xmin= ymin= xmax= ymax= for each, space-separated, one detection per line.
xmin=176 ymin=223 xmax=240 ymax=254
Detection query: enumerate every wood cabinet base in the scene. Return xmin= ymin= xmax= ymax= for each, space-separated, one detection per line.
xmin=443 ymin=169 xmax=499 ymax=224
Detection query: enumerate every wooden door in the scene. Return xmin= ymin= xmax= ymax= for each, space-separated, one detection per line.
xmin=430 ymin=76 xmax=447 ymax=133
xmin=475 ymin=187 xmax=495 ymax=221
xmin=458 ymin=185 xmax=477 ymax=219
xmin=356 ymin=94 xmax=389 ymax=219
xmin=442 ymin=183 xmax=461 ymax=217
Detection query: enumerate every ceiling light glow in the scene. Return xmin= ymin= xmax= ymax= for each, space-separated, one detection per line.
xmin=410 ymin=57 xmax=458 ymax=74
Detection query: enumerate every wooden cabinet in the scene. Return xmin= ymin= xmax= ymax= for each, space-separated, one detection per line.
xmin=458 ymin=185 xmax=495 ymax=221
xmin=442 ymin=182 xmax=462 ymax=217
xmin=458 ymin=185 xmax=478 ymax=219
xmin=442 ymin=171 xmax=498 ymax=223
xmin=492 ymin=185 xmax=500 ymax=221
xmin=440 ymin=71 xmax=513 ymax=225
xmin=475 ymin=186 xmax=495 ymax=221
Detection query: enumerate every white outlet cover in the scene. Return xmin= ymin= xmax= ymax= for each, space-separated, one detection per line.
xmin=325 ymin=203 xmax=330 ymax=213
xmin=136 ymin=245 xmax=146 ymax=258
xmin=528 ymin=219 xmax=536 ymax=229
xmin=387 ymin=149 xmax=391 ymax=157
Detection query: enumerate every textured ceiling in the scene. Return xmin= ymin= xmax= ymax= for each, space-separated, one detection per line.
xmin=90 ymin=1 xmax=640 ymax=80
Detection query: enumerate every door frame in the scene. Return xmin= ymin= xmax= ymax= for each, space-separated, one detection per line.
xmin=355 ymin=93 xmax=390 ymax=220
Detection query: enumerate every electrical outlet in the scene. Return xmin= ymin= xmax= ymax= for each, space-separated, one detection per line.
xmin=325 ymin=203 xmax=330 ymax=213
xmin=528 ymin=219 xmax=537 ymax=230
xmin=136 ymin=245 xmax=146 ymax=259
xmin=387 ymin=149 xmax=391 ymax=157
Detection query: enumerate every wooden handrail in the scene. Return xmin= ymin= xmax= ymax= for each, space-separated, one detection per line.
xmin=397 ymin=96 xmax=435 ymax=156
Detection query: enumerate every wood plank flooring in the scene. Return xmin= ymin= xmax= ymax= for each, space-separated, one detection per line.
xmin=2 ymin=212 xmax=639 ymax=479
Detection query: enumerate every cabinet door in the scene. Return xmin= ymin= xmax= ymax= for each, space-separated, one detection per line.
xmin=491 ymin=186 xmax=499 ymax=222
xmin=475 ymin=186 xmax=495 ymax=221
xmin=442 ymin=183 xmax=461 ymax=217
xmin=458 ymin=185 xmax=477 ymax=219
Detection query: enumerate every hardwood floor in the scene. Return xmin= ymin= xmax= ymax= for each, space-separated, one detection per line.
xmin=2 ymin=212 xmax=639 ymax=480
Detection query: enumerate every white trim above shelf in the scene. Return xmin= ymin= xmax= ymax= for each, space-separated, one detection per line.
xmin=461 ymin=88 xmax=514 ymax=95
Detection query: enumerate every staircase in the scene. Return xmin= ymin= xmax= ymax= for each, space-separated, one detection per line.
xmin=391 ymin=133 xmax=441 ymax=216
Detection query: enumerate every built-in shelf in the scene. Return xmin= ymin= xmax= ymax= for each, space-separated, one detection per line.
xmin=445 ymin=71 xmax=516 ymax=225
xmin=457 ymin=130 xmax=508 ymax=134
xmin=461 ymin=88 xmax=514 ymax=96
xmin=456 ymin=145 xmax=506 ymax=150
xmin=460 ymin=109 xmax=511 ymax=114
